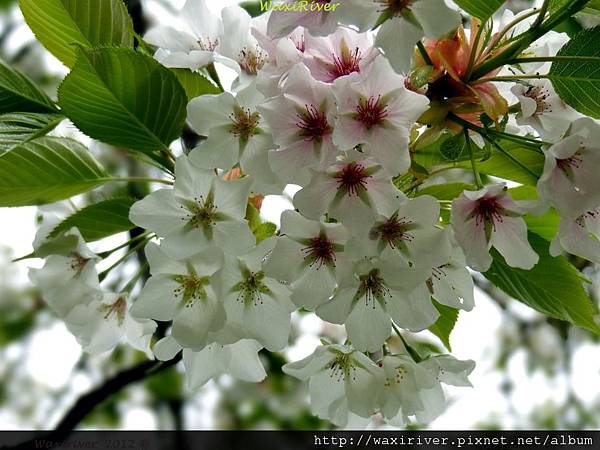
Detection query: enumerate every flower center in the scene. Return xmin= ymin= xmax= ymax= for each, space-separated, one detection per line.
xmin=378 ymin=0 xmax=413 ymax=15
xmin=238 ymin=46 xmax=267 ymax=75
xmin=384 ymin=364 xmax=409 ymax=387
xmin=356 ymin=268 xmax=391 ymax=308
xmin=185 ymin=194 xmax=219 ymax=230
xmin=369 ymin=214 xmax=415 ymax=249
xmin=230 ymin=106 xmax=261 ymax=140
xmin=69 ymin=252 xmax=91 ymax=277
xmin=472 ymin=197 xmax=504 ymax=229
xmin=98 ymin=296 xmax=127 ymax=326
xmin=330 ymin=46 xmax=362 ymax=80
xmin=296 ymin=104 xmax=331 ymax=141
xmin=290 ymin=34 xmax=305 ymax=53
xmin=328 ymin=352 xmax=356 ymax=382
xmin=523 ymin=85 xmax=551 ymax=115
xmin=198 ymin=37 xmax=218 ymax=52
xmin=301 ymin=234 xmax=337 ymax=269
xmin=233 ymin=269 xmax=271 ymax=306
xmin=356 ymin=95 xmax=388 ymax=130
xmin=173 ymin=273 xmax=210 ymax=307
xmin=334 ymin=162 xmax=371 ymax=197
xmin=576 ymin=209 xmax=599 ymax=228
xmin=556 ymin=153 xmax=583 ymax=174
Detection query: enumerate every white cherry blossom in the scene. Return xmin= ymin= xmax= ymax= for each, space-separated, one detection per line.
xmin=129 ymin=156 xmax=255 ymax=258
xmin=131 ymin=243 xmax=224 ymax=352
xmin=452 ymin=184 xmax=539 ymax=272
xmin=258 ymin=63 xmax=337 ymax=185
xmin=332 ymin=56 xmax=429 ymax=175
xmin=264 ymin=210 xmax=350 ymax=310
xmin=316 ymin=255 xmax=438 ymax=352
xmin=282 ymin=344 xmax=384 ymax=427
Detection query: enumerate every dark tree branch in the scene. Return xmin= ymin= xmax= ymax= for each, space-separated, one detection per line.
xmin=7 ymin=354 xmax=182 ymax=450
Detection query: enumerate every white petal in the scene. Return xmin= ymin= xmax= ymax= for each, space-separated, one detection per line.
xmin=490 ymin=216 xmax=539 ymax=269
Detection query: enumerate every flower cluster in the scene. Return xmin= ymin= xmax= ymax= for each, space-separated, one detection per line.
xmin=27 ymin=0 xmax=600 ymax=428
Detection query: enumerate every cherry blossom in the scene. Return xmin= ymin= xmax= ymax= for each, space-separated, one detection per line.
xmin=332 ymin=56 xmax=429 ymax=175
xmin=452 ymin=184 xmax=539 ymax=272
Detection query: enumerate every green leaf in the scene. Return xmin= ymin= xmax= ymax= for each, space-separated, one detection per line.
xmin=19 ymin=0 xmax=134 ymax=67
xmin=0 ymin=137 xmax=109 ymax=207
xmin=48 ymin=197 xmax=136 ymax=242
xmin=428 ymin=301 xmax=459 ymax=351
xmin=254 ymin=222 xmax=277 ymax=243
xmin=58 ymin=47 xmax=187 ymax=167
xmin=0 ymin=112 xmax=63 ymax=152
xmin=484 ymin=233 xmax=600 ymax=335
xmin=453 ymin=0 xmax=505 ymax=20
xmin=171 ymin=68 xmax=221 ymax=100
xmin=509 ymin=186 xmax=559 ymax=242
xmin=0 ymin=59 xmax=56 ymax=114
xmin=460 ymin=140 xmax=544 ymax=185
xmin=549 ymin=27 xmax=600 ymax=119
xmin=239 ymin=1 xmax=265 ymax=17
xmin=414 ymin=131 xmax=489 ymax=168
xmin=416 ymin=182 xmax=475 ymax=200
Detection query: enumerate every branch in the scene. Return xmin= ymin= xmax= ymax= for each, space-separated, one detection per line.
xmin=6 ymin=354 xmax=182 ymax=450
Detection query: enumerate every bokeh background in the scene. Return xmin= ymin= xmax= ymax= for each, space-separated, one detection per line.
xmin=0 ymin=0 xmax=599 ymax=431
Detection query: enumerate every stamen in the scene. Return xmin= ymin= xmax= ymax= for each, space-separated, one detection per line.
xmin=356 ymin=269 xmax=391 ymax=309
xmin=173 ymin=273 xmax=210 ymax=307
xmin=328 ymin=353 xmax=357 ymax=382
xmin=301 ymin=234 xmax=336 ymax=269
xmin=229 ymin=106 xmax=261 ymax=140
xmin=233 ymin=270 xmax=270 ymax=306
xmin=98 ymin=296 xmax=127 ymax=326
xmin=330 ymin=46 xmax=361 ymax=80
xmin=182 ymin=194 xmax=219 ymax=230
xmin=238 ymin=46 xmax=267 ymax=75
xmin=369 ymin=214 xmax=414 ymax=249
xmin=472 ymin=196 xmax=505 ymax=231
xmin=356 ymin=95 xmax=388 ymax=129
xmin=296 ymin=104 xmax=331 ymax=141
xmin=334 ymin=162 xmax=371 ymax=197
xmin=523 ymin=85 xmax=552 ymax=115
xmin=198 ymin=37 xmax=219 ymax=52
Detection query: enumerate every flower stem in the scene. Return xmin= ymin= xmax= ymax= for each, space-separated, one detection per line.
xmin=448 ymin=113 xmax=548 ymax=149
xmin=533 ymin=0 xmax=551 ymax=29
xmin=465 ymin=129 xmax=484 ymax=189
xmin=99 ymin=236 xmax=151 ymax=282
xmin=471 ymin=74 xmax=549 ymax=85
xmin=482 ymin=135 xmax=541 ymax=180
xmin=416 ymin=40 xmax=433 ymax=66
xmin=391 ymin=322 xmax=422 ymax=363
xmin=121 ymin=261 xmax=150 ymax=293
xmin=510 ymin=55 xmax=600 ymax=64
xmin=98 ymin=232 xmax=153 ymax=259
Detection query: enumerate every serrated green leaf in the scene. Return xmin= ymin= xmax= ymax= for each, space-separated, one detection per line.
xmin=484 ymin=233 xmax=600 ymax=335
xmin=0 ymin=112 xmax=63 ymax=152
xmin=58 ymin=47 xmax=187 ymax=168
xmin=549 ymin=27 xmax=600 ymax=119
xmin=453 ymin=0 xmax=505 ymax=20
xmin=0 ymin=59 xmax=56 ymax=114
xmin=49 ymin=197 xmax=136 ymax=241
xmin=428 ymin=301 xmax=459 ymax=352
xmin=19 ymin=0 xmax=134 ymax=67
xmin=171 ymin=68 xmax=221 ymax=100
xmin=0 ymin=137 xmax=109 ymax=206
